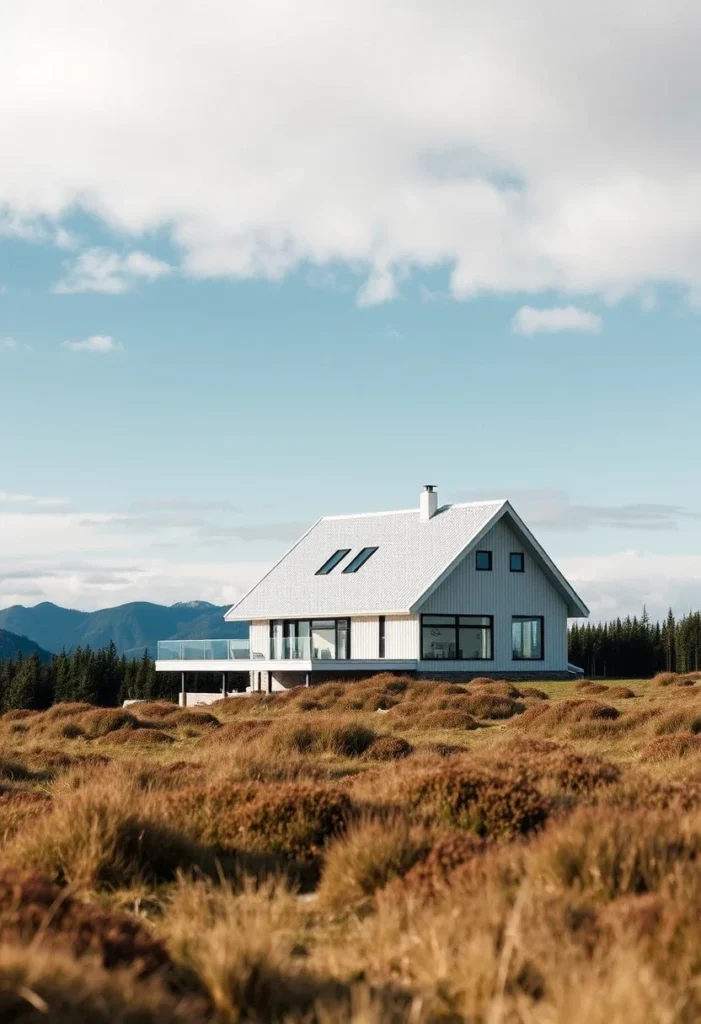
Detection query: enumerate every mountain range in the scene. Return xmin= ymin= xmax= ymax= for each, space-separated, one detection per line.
xmin=0 ymin=601 xmax=248 ymax=658
xmin=0 ymin=629 xmax=53 ymax=662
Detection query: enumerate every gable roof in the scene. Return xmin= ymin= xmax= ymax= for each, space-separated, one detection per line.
xmin=225 ymin=499 xmax=589 ymax=621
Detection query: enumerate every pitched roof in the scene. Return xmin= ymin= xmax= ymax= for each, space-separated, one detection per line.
xmin=225 ymin=499 xmax=589 ymax=621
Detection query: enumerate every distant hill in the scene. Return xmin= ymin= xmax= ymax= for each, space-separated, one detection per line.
xmin=0 ymin=629 xmax=53 ymax=663
xmin=0 ymin=601 xmax=248 ymax=658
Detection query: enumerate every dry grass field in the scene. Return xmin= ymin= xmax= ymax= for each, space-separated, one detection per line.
xmin=1 ymin=672 xmax=701 ymax=1021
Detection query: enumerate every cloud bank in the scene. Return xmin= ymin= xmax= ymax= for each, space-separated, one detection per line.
xmin=3 ymin=1 xmax=701 ymax=305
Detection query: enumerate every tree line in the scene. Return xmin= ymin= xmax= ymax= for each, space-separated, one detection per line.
xmin=568 ymin=609 xmax=701 ymax=678
xmin=0 ymin=644 xmax=245 ymax=711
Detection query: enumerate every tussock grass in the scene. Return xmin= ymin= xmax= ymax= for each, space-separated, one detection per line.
xmin=2 ymin=673 xmax=701 ymax=1021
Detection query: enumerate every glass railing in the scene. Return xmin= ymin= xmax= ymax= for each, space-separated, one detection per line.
xmin=156 ymin=637 xmax=341 ymax=661
xmin=157 ymin=639 xmax=252 ymax=661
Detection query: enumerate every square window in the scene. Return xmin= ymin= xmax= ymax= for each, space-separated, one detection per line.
xmin=510 ymin=552 xmax=525 ymax=573
xmin=476 ymin=550 xmax=492 ymax=571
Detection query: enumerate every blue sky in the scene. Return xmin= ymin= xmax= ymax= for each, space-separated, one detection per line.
xmin=1 ymin=0 xmax=701 ymax=619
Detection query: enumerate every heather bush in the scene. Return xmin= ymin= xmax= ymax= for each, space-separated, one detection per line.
xmin=392 ymin=831 xmax=486 ymax=899
xmin=0 ymin=791 xmax=52 ymax=839
xmin=640 ymin=733 xmax=701 ymax=762
xmin=460 ymin=693 xmax=524 ymax=720
xmin=519 ymin=699 xmax=620 ymax=735
xmin=262 ymin=718 xmax=376 ymax=757
xmin=43 ymin=702 xmax=95 ymax=720
xmin=128 ymin=701 xmax=178 ymax=719
xmin=1 ymin=709 xmax=40 ymax=721
xmin=399 ymin=766 xmax=549 ymax=838
xmin=160 ymin=782 xmax=353 ymax=861
xmin=100 ymin=728 xmax=174 ymax=746
xmin=198 ymin=719 xmax=274 ymax=745
xmin=575 ymin=681 xmax=610 ymax=694
xmin=466 ymin=679 xmax=521 ymax=698
xmin=163 ymin=709 xmax=221 ymax=730
xmin=0 ymin=868 xmax=172 ymax=978
xmin=652 ymin=672 xmax=680 ymax=687
xmin=606 ymin=685 xmax=636 ymax=699
xmin=414 ymin=710 xmax=478 ymax=731
xmin=361 ymin=736 xmax=413 ymax=761
xmin=76 ymin=709 xmax=140 ymax=738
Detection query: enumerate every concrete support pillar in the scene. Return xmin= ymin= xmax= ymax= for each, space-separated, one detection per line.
xmin=305 ymin=672 xmax=310 ymax=688
xmin=181 ymin=672 xmax=186 ymax=708
xmin=222 ymin=672 xmax=226 ymax=696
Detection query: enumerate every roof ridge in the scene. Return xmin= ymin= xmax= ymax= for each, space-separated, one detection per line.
xmin=321 ymin=499 xmax=506 ymax=521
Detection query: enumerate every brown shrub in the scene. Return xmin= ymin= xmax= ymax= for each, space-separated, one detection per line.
xmin=575 ymin=681 xmax=609 ymax=694
xmin=0 ymin=868 xmax=171 ymax=978
xmin=460 ymin=693 xmax=524 ymax=720
xmin=518 ymin=699 xmax=620 ymax=734
xmin=397 ymin=832 xmax=486 ymax=898
xmin=43 ymin=702 xmax=94 ymax=720
xmin=399 ymin=766 xmax=549 ymax=838
xmin=601 ymin=777 xmax=701 ymax=814
xmin=128 ymin=701 xmax=178 ymax=719
xmin=76 ymin=709 xmax=140 ymax=738
xmin=467 ymin=679 xmax=521 ymax=698
xmin=652 ymin=671 xmax=680 ymax=687
xmin=263 ymin=718 xmax=377 ymax=757
xmin=416 ymin=710 xmax=478 ymax=731
xmin=1 ymin=709 xmax=40 ymax=721
xmin=640 ymin=732 xmax=701 ymax=762
xmin=653 ymin=707 xmax=701 ymax=735
xmin=606 ymin=685 xmax=636 ymax=699
xmin=361 ymin=736 xmax=413 ymax=761
xmin=517 ymin=686 xmax=550 ymax=700
xmin=198 ymin=719 xmax=274 ymax=745
xmin=163 ymin=709 xmax=221 ymax=730
xmin=99 ymin=728 xmax=174 ymax=746
xmin=161 ymin=782 xmax=353 ymax=861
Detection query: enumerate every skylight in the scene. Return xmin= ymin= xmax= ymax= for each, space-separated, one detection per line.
xmin=315 ymin=549 xmax=351 ymax=575
xmin=342 ymin=546 xmax=379 ymax=574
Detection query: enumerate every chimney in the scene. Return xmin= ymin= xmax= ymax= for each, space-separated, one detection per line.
xmin=420 ymin=485 xmax=438 ymax=521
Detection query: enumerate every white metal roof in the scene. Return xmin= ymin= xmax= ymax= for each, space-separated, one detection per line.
xmin=225 ymin=499 xmax=589 ymax=621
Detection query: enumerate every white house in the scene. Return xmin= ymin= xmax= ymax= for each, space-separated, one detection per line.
xmin=156 ymin=487 xmax=588 ymax=695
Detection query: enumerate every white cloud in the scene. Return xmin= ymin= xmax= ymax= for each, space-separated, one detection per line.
xmin=561 ymin=551 xmax=701 ymax=622
xmin=54 ymin=247 xmax=172 ymax=294
xmin=63 ymin=334 xmax=121 ymax=353
xmin=512 ymin=305 xmax=602 ymax=335
xmin=0 ymin=493 xmax=70 ymax=507
xmin=2 ymin=2 xmax=701 ymax=306
xmin=0 ymin=337 xmax=17 ymax=350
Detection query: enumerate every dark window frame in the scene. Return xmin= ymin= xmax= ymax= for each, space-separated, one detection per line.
xmin=475 ymin=550 xmax=493 ymax=571
xmin=509 ymin=552 xmax=525 ymax=573
xmin=512 ymin=615 xmax=544 ymax=661
xmin=315 ymin=549 xmax=351 ymax=575
xmin=420 ymin=613 xmax=494 ymax=661
xmin=378 ymin=615 xmax=386 ymax=658
xmin=342 ymin=546 xmax=379 ymax=574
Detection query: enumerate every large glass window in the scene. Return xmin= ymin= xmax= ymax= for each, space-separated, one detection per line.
xmin=316 ymin=549 xmax=351 ymax=575
xmin=512 ymin=616 xmax=544 ymax=660
xmin=510 ymin=552 xmax=525 ymax=573
xmin=421 ymin=614 xmax=493 ymax=661
xmin=342 ymin=546 xmax=379 ymax=573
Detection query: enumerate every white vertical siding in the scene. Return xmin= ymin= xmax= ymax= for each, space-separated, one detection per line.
xmin=249 ymin=621 xmax=269 ymax=658
xmin=385 ymin=615 xmax=419 ymax=659
xmin=418 ymin=520 xmax=568 ymax=672
xmin=351 ymin=617 xmax=379 ymax=658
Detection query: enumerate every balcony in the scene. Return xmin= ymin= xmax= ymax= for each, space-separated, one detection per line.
xmin=156 ymin=637 xmax=320 ymax=662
